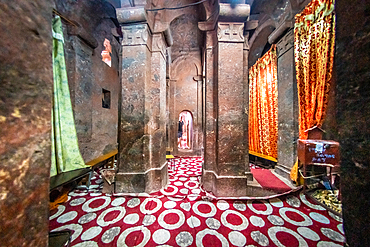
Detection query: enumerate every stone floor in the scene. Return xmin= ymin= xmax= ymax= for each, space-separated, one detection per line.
xmin=49 ymin=157 xmax=345 ymax=246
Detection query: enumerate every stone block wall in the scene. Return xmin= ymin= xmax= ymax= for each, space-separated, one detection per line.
xmin=54 ymin=0 xmax=120 ymax=162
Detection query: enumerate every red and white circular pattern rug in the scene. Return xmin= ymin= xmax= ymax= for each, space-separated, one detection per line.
xmin=49 ymin=157 xmax=345 ymax=246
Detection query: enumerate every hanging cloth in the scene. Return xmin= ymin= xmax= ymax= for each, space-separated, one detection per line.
xmin=290 ymin=0 xmax=336 ymax=182
xmin=50 ymin=15 xmax=87 ymax=177
xmin=248 ymin=45 xmax=278 ymax=162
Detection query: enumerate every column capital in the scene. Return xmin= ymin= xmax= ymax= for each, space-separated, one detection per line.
xmin=276 ymin=28 xmax=294 ymax=57
xmin=152 ymin=32 xmax=167 ymax=58
xmin=121 ymin=23 xmax=151 ymax=47
xmin=217 ymin=22 xmax=245 ymax=42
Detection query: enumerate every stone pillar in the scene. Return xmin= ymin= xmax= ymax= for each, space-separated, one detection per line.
xmin=215 ymin=21 xmax=249 ymax=196
xmin=200 ymin=3 xmax=251 ymax=196
xmin=202 ymin=30 xmax=218 ymax=193
xmin=275 ymin=29 xmax=299 ymax=179
xmin=115 ymin=7 xmax=168 ymax=193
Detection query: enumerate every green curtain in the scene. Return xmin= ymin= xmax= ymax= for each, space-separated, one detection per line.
xmin=51 ymin=16 xmax=87 ymax=177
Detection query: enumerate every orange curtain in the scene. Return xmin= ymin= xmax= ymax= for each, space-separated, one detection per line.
xmin=249 ymin=45 xmax=278 ymax=161
xmin=295 ymin=0 xmax=336 ymax=140
xmin=290 ymin=0 xmax=335 ymax=182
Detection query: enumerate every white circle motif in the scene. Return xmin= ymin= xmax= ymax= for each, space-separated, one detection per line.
xmin=217 ymin=200 xmax=229 ymax=210
xmin=116 ymin=226 xmax=151 ymax=247
xmin=220 ymin=210 xmax=249 ymax=231
xmin=229 ymin=231 xmax=246 ymax=246
xmin=81 ymin=226 xmax=102 ymax=241
xmin=164 ymin=200 xmax=177 ymax=209
xmin=176 ymin=231 xmax=193 ymax=247
xmin=196 ymin=229 xmax=229 ymax=247
xmin=206 ymin=218 xmax=221 ymax=230
xmin=309 ymin=212 xmax=330 ymax=224
xmin=160 ymin=185 xmax=179 ymax=195
xmin=82 ymin=196 xmax=111 ymax=213
xmin=317 ymin=241 xmax=343 ymax=247
xmin=153 ymin=229 xmax=170 ymax=244
xmin=279 ymin=207 xmax=313 ymax=226
xmin=72 ymin=241 xmax=98 ymax=247
xmin=101 ymin=227 xmax=121 ymax=244
xmin=286 ymin=195 xmax=301 ymax=207
xmin=123 ymin=213 xmax=140 ymax=224
xmin=111 ymin=197 xmax=125 ymax=207
xmin=193 ymin=201 xmax=217 ymax=217
xmin=297 ymin=227 xmax=320 ymax=241
xmin=268 ymin=226 xmax=308 ymax=247
xmin=78 ymin=213 xmax=97 ymax=224
xmin=187 ymin=216 xmax=201 ymax=228
xmin=142 ymin=214 xmax=156 ymax=226
xmin=320 ymin=228 xmax=345 ymax=242
xmin=127 ymin=198 xmax=141 ymax=208
xmin=140 ymin=198 xmax=162 ymax=214
xmin=267 ymin=215 xmax=284 ymax=226
xmin=233 ymin=201 xmax=247 ymax=211
xmin=96 ymin=206 xmax=126 ymax=227
xmin=57 ymin=211 xmax=78 ymax=223
xmin=250 ymin=215 xmax=265 ymax=227
xmin=158 ymin=209 xmax=185 ymax=230
xmin=247 ymin=200 xmax=273 ymax=215
xmin=70 ymin=198 xmax=86 ymax=206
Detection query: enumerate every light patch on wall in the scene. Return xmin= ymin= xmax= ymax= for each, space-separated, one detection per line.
xmin=101 ymin=38 xmax=112 ymax=67
xmin=102 ymin=89 xmax=111 ymax=109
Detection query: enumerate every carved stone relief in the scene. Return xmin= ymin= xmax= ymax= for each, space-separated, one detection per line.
xmin=217 ymin=22 xmax=245 ymax=42
xmin=121 ymin=24 xmax=150 ymax=46
xmin=276 ymin=28 xmax=294 ymax=57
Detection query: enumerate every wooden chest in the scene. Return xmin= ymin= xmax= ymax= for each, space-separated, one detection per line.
xmin=297 ymin=139 xmax=340 ymax=166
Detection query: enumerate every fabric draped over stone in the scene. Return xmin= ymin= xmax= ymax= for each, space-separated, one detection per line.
xmin=290 ymin=0 xmax=336 ymax=181
xmin=51 ymin=16 xmax=87 ymax=177
xmin=294 ymin=0 xmax=336 ymax=140
xmin=248 ymin=45 xmax=278 ymax=161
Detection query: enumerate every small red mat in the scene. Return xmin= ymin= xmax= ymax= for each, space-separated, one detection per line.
xmin=250 ymin=165 xmax=292 ymax=193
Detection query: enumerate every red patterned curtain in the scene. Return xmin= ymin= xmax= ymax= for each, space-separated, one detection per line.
xmin=290 ymin=0 xmax=336 ymax=181
xmin=249 ymin=45 xmax=278 ymax=161
xmin=295 ymin=0 xmax=336 ymax=140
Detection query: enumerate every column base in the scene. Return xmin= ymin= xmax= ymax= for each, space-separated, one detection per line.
xmin=115 ymin=162 xmax=168 ymax=194
xmin=274 ymin=163 xmax=292 ymax=181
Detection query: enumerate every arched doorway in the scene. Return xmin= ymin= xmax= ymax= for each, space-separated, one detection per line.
xmin=178 ymin=110 xmax=193 ymax=150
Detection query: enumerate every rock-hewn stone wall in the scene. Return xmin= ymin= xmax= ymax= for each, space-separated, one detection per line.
xmin=0 ymin=1 xmax=53 ymax=246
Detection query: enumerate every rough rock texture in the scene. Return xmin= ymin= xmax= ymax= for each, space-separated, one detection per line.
xmin=326 ymin=1 xmax=370 ymax=245
xmin=55 ymin=0 xmax=120 ymax=163
xmin=116 ymin=19 xmax=168 ymax=194
xmin=0 ymin=1 xmax=53 ymax=246
xmin=276 ymin=29 xmax=299 ymax=179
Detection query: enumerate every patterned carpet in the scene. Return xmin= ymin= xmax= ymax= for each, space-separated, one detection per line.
xmin=49 ymin=157 xmax=345 ymax=246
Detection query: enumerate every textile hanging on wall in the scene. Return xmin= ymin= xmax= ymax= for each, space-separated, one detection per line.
xmin=249 ymin=45 xmax=278 ymax=161
xmin=294 ymin=0 xmax=336 ymax=140
xmin=290 ymin=0 xmax=336 ymax=182
xmin=51 ymin=16 xmax=87 ymax=177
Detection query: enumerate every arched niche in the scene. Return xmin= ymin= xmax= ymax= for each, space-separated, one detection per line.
xmin=177 ymin=110 xmax=194 ymax=150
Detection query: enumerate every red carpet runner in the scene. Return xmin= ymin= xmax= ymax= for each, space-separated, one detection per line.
xmin=250 ymin=164 xmax=292 ymax=193
xmin=49 ymin=157 xmax=345 ymax=246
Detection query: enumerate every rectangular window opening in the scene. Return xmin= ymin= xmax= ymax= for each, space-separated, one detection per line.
xmin=102 ymin=89 xmax=111 ymax=109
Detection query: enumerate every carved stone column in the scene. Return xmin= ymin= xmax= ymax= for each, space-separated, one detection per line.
xmin=116 ymin=7 xmax=168 ymax=194
xmin=200 ymin=3 xmax=251 ymax=196
xmin=275 ymin=29 xmax=299 ymax=179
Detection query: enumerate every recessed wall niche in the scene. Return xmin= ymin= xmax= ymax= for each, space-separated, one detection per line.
xmin=102 ymin=88 xmax=111 ymax=109
xmin=101 ymin=38 xmax=112 ymax=67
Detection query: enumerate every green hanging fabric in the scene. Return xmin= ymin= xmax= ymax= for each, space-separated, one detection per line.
xmin=51 ymin=15 xmax=87 ymax=177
